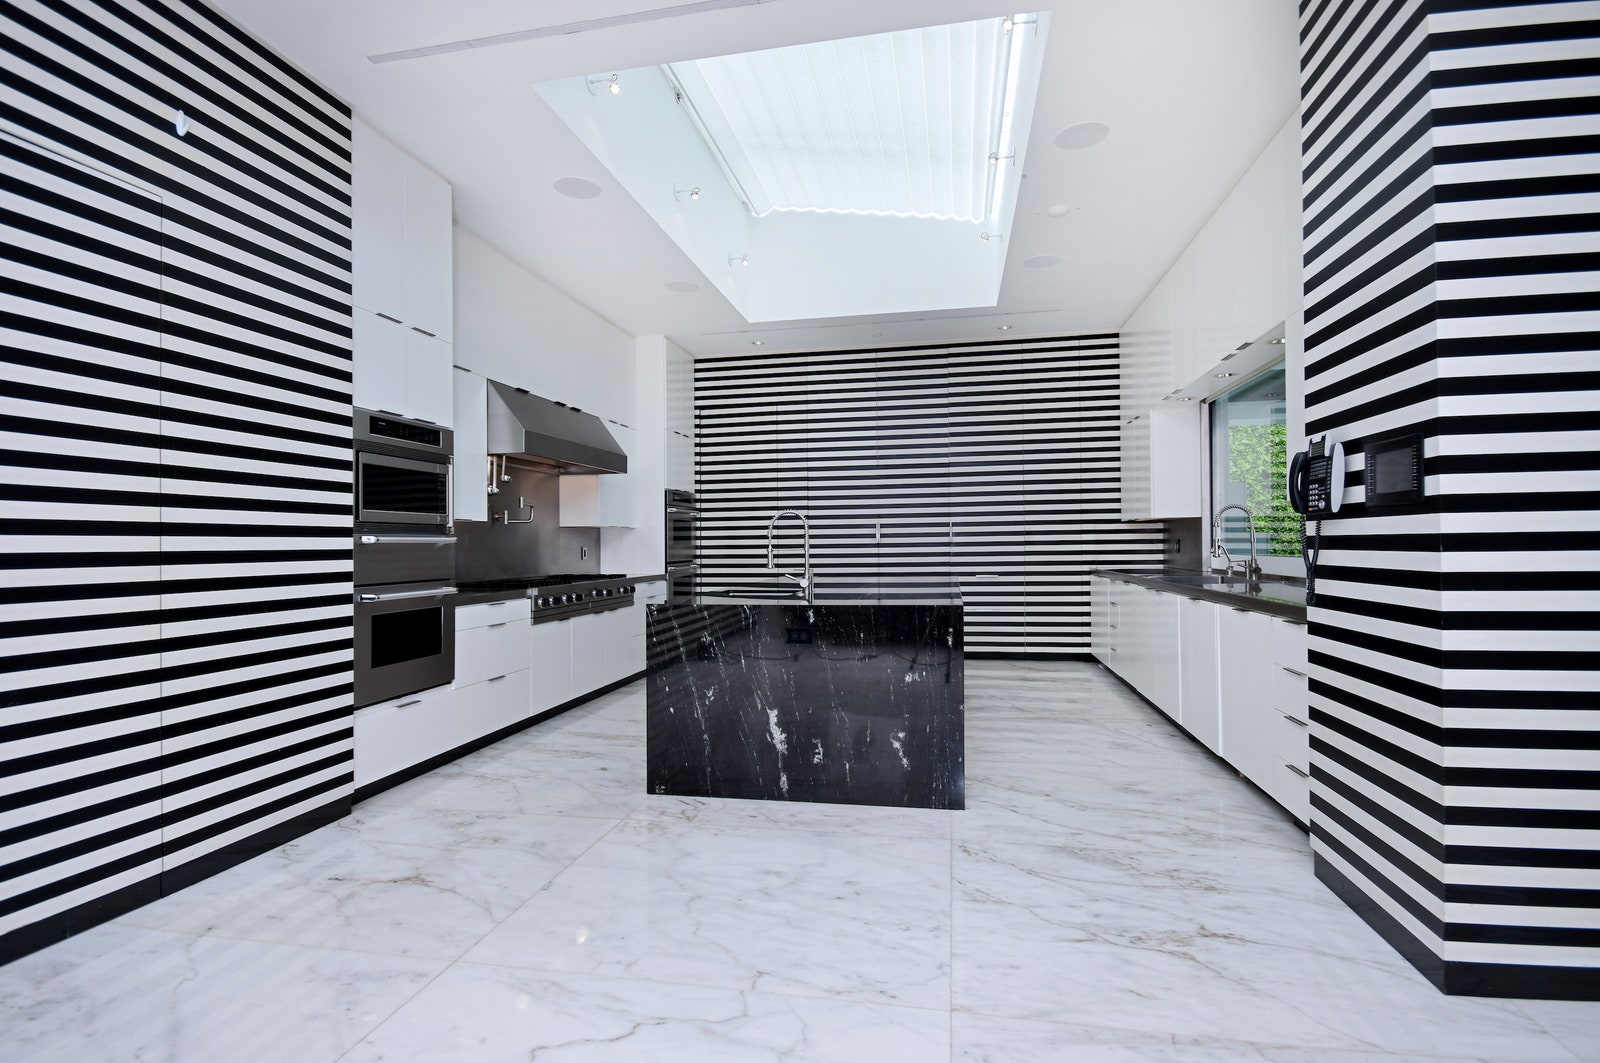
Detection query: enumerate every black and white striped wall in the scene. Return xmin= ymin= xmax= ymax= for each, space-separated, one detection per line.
xmin=1 ymin=0 xmax=353 ymax=962
xmin=1301 ymin=0 xmax=1598 ymax=998
xmin=695 ymin=336 xmax=1165 ymax=656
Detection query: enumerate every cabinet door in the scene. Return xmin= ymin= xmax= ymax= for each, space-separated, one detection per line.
xmin=530 ymin=619 xmax=574 ymax=713
xmin=1178 ymin=596 xmax=1221 ymax=753
xmin=352 ymin=308 xmax=407 ymax=416
xmin=353 ymin=683 xmax=454 ymax=789
xmin=1119 ymin=414 xmax=1152 ymax=520
xmin=351 ymin=119 xmax=405 ymax=318
xmin=405 ymin=330 xmax=454 ymax=427
xmin=403 ymin=158 xmax=453 ymax=342
xmin=452 ymin=368 xmax=488 ymax=522
xmin=1218 ymin=606 xmax=1276 ymax=789
xmin=1089 ymin=576 xmax=1110 ymax=665
xmin=455 ymin=669 xmax=531 ymax=741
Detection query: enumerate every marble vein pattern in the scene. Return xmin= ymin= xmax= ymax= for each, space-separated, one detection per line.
xmin=2 ymin=661 xmax=1594 ymax=1061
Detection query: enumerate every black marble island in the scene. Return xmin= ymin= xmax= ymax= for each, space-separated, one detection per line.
xmin=645 ymin=592 xmax=963 ymax=810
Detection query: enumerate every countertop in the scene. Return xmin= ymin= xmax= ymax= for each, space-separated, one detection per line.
xmin=1094 ymin=568 xmax=1307 ymax=622
xmin=696 ymin=579 xmax=964 ymax=607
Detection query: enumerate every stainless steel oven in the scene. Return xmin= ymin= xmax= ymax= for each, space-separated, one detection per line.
xmin=665 ymin=489 xmax=698 ymax=565
xmin=353 ymin=408 xmax=456 ymax=707
xmin=354 ymin=581 xmax=456 ymax=707
xmin=666 ymin=560 xmax=697 ymax=603
xmin=355 ymin=409 xmax=453 ymax=530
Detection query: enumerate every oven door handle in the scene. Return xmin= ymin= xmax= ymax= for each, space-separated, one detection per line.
xmin=666 ymin=561 xmax=698 ymax=572
xmin=357 ymin=586 xmax=458 ymax=603
xmin=358 ymin=534 xmax=458 ymax=546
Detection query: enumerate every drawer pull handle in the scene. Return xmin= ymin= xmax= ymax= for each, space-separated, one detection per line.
xmin=375 ymin=311 xmax=403 ymax=323
xmin=488 ymin=622 xmax=508 ymax=629
xmin=487 ymin=674 xmax=509 ymax=683
xmin=487 ymin=601 xmax=509 ymax=607
xmin=1284 ymin=715 xmax=1308 ymax=728
xmin=1282 ymin=667 xmax=1306 ymax=678
xmin=396 ymin=699 xmax=422 ymax=709
xmin=1286 ymin=764 xmax=1309 ymax=779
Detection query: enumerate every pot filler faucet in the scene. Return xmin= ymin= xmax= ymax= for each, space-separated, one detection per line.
xmin=1211 ymin=503 xmax=1261 ymax=581
xmin=766 ymin=509 xmax=813 ymax=603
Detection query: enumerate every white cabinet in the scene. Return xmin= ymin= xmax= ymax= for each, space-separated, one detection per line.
xmin=1099 ymin=580 xmax=1180 ymax=720
xmin=1178 ymin=596 xmax=1221 ymax=753
xmin=353 ymin=683 xmax=455 ymax=790
xmin=1218 ymin=606 xmax=1277 ymax=795
xmin=452 ymin=598 xmax=532 ymax=747
xmin=1120 ymin=406 xmax=1202 ymax=521
xmin=1089 ymin=575 xmax=1110 ymax=664
xmin=353 ymin=309 xmax=453 ymax=425
xmin=351 ymin=118 xmax=454 ymax=426
xmin=352 ymin=118 xmax=453 ymax=342
xmin=452 ymin=368 xmax=488 ymax=522
xmin=570 ymin=607 xmax=637 ymax=696
xmin=1270 ymin=619 xmax=1311 ymax=822
xmin=559 ymin=425 xmax=637 ymax=527
xmin=530 ymin=619 xmax=574 ymax=714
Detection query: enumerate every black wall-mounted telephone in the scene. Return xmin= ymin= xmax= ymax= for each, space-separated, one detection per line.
xmin=1288 ymin=435 xmax=1345 ymax=517
xmin=1288 ymin=435 xmax=1344 ymax=608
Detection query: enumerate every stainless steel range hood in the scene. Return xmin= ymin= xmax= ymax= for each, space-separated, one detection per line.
xmin=486 ymin=381 xmax=627 ymax=474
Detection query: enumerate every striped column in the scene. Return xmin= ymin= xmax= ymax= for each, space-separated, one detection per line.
xmin=1 ymin=0 xmax=353 ymax=962
xmin=1301 ymin=0 xmax=1599 ymax=998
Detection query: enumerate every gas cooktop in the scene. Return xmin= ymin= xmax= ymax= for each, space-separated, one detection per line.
xmin=457 ymin=574 xmax=637 ymax=624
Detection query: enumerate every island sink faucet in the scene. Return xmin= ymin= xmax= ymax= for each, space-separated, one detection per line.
xmin=766 ymin=509 xmax=813 ymax=604
xmin=1211 ymin=503 xmax=1261 ymax=581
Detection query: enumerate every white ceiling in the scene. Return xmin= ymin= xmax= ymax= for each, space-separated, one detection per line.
xmin=210 ymin=0 xmax=1298 ymax=357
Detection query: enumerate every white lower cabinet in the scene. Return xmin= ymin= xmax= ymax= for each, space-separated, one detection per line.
xmin=530 ymin=618 xmax=574 ymax=714
xmin=1218 ymin=606 xmax=1276 ymax=793
xmin=353 ymin=683 xmax=455 ymax=789
xmin=1271 ymin=620 xmax=1311 ymax=822
xmin=453 ymin=668 xmax=531 ymax=745
xmin=1178 ymin=596 xmax=1221 ymax=753
xmin=1091 ymin=574 xmax=1310 ymax=822
xmin=569 ymin=607 xmax=639 ymax=696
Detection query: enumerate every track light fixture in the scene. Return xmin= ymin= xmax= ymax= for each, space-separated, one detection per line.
xmin=729 ymin=253 xmax=750 ymax=267
xmin=987 ymin=152 xmax=1014 ymax=166
xmin=674 ymin=184 xmax=702 ymax=201
xmin=587 ymin=73 xmax=621 ymax=95
xmin=979 ymin=232 xmax=1003 ymax=242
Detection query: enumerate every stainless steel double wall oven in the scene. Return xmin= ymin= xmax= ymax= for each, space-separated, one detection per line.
xmin=353 ymin=409 xmax=456 ymax=708
xmin=664 ymin=488 xmax=698 ymax=602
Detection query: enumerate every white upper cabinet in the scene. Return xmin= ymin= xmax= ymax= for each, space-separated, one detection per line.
xmin=452 ymin=368 xmax=489 ymax=523
xmin=559 ymin=423 xmax=638 ymax=527
xmin=351 ymin=118 xmax=454 ymax=425
xmin=402 ymin=160 xmax=453 ymax=343
xmin=351 ymin=120 xmax=405 ymax=320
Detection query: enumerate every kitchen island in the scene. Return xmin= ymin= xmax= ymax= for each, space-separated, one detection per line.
xmin=645 ymin=590 xmax=963 ymax=810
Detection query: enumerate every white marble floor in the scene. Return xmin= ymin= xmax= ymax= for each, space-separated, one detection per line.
xmin=4 ymin=661 xmax=1597 ymax=1061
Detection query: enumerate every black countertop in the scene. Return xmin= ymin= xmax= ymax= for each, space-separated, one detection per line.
xmin=1095 ymin=568 xmax=1307 ymax=622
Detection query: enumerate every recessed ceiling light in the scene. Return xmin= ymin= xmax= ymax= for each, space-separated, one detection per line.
xmin=1054 ymin=121 xmax=1110 ymax=150
xmin=665 ymin=281 xmax=699 ymax=293
xmin=997 ymin=324 xmax=1013 ymax=331
xmin=553 ymin=177 xmax=601 ymax=199
xmin=751 ymin=339 xmax=765 ymax=346
xmin=1045 ymin=204 xmax=1073 ymax=218
xmin=1023 ymin=254 xmax=1060 ymax=269
xmin=1215 ymin=371 xmax=1237 ymax=378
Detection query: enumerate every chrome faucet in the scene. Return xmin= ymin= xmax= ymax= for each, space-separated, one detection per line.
xmin=766 ymin=509 xmax=813 ymax=603
xmin=1212 ymin=503 xmax=1261 ymax=581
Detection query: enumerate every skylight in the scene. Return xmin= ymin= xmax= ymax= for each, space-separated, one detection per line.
xmin=664 ymin=16 xmax=1028 ymax=222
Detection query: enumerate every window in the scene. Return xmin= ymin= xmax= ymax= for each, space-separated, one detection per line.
xmin=1207 ymin=363 xmax=1299 ymax=577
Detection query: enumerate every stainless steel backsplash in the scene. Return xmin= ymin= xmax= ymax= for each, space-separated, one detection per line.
xmin=455 ymin=463 xmax=602 ymax=581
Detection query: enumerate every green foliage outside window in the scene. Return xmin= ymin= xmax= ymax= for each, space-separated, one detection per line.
xmin=1228 ymin=422 xmax=1302 ymax=557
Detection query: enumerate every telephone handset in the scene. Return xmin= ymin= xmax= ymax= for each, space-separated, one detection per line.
xmin=1288 ymin=435 xmax=1344 ymax=608
xmin=1288 ymin=435 xmax=1345 ymax=517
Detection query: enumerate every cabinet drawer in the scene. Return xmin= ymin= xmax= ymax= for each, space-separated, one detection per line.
xmin=455 ymin=668 xmax=530 ymax=741
xmin=457 ymin=617 xmax=529 ymax=687
xmin=1271 ymin=618 xmax=1308 ymax=672
xmin=457 ymin=597 xmax=530 ymax=630
xmin=1276 ymin=709 xmax=1310 ymax=773
xmin=1273 ymin=666 xmax=1309 ymax=722
xmin=1278 ymin=761 xmax=1311 ymax=824
xmin=353 ymin=683 xmax=454 ymax=789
